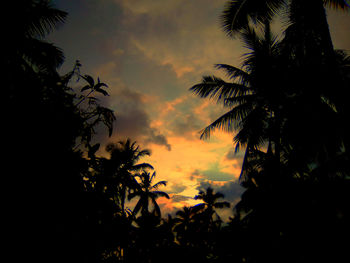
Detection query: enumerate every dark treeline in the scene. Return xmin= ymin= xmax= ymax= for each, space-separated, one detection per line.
xmin=5 ymin=1 xmax=349 ymax=263
xmin=191 ymin=1 xmax=350 ymax=263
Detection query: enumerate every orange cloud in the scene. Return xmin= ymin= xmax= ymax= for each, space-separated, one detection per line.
xmin=142 ymin=131 xmax=240 ymax=202
xmin=172 ymin=66 xmax=194 ymax=78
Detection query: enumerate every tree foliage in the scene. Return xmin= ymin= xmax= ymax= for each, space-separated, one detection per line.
xmin=190 ymin=1 xmax=350 ymax=263
xmin=6 ymin=1 xmax=350 ymax=263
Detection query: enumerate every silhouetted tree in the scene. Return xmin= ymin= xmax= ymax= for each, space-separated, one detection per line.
xmin=129 ymin=171 xmax=169 ymax=217
xmin=174 ymin=206 xmax=198 ymax=246
xmin=190 ymin=22 xmax=287 ymax=184
xmin=4 ymin=2 xmax=117 ymax=262
xmin=81 ymin=139 xmax=155 ymax=262
xmin=90 ymin=139 xmax=153 ymax=215
xmin=221 ymin=0 xmax=349 ymax=58
xmin=126 ymin=172 xmax=171 ymax=263
xmin=194 ymin=187 xmax=230 ymax=225
xmin=5 ymin=0 xmax=66 ymax=75
xmin=221 ymin=2 xmax=349 ymax=170
xmin=189 ymin=2 xmax=350 ymax=263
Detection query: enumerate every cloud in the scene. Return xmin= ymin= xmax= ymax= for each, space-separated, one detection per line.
xmin=100 ymin=87 xmax=172 ymax=151
xmin=193 ymin=161 xmax=236 ymax=182
xmin=114 ymin=0 xmax=245 ymax=86
xmin=170 ymin=194 xmax=192 ymax=203
xmin=225 ymin=148 xmax=237 ymax=160
xmin=225 ymin=148 xmax=244 ymax=168
xmin=145 ymin=130 xmax=171 ymax=151
xmin=52 ymin=0 xmax=350 ymax=220
xmin=157 ymin=194 xmax=193 ymax=216
xmin=168 ymin=182 xmax=187 ymax=194
xmin=190 ymin=169 xmax=204 ymax=181
xmin=170 ymin=112 xmax=203 ymax=137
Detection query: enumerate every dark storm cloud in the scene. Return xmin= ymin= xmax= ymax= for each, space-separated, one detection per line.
xmin=145 ymin=130 xmax=171 ymax=151
xmin=107 ymin=88 xmax=171 ymax=150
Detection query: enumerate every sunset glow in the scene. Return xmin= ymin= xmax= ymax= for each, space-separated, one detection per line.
xmin=50 ymin=0 xmax=350 ymax=216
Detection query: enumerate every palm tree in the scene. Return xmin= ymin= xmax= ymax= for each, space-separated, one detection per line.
xmin=194 ymin=187 xmax=230 ymax=225
xmin=174 ymin=206 xmax=197 ymax=245
xmin=221 ymin=0 xmax=349 ymax=74
xmin=93 ymin=139 xmax=153 ymax=216
xmin=175 ymin=207 xmax=197 ymax=230
xmin=190 ymin=23 xmax=286 ymax=182
xmin=129 ymin=171 xmax=170 ymax=217
xmin=6 ymin=0 xmax=67 ymax=73
xmin=221 ymin=0 xmax=348 ymax=38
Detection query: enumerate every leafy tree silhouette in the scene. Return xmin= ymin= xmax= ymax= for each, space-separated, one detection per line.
xmin=129 ymin=171 xmax=169 ymax=217
xmin=190 ymin=22 xmax=287 ymax=185
xmin=221 ymin=2 xmax=350 ymax=169
xmin=125 ymin=171 xmax=172 ymax=263
xmin=174 ymin=206 xmax=197 ymax=246
xmin=5 ymin=1 xmax=350 ymax=263
xmin=5 ymin=0 xmax=67 ymax=74
xmin=4 ymin=2 xmax=117 ymax=262
xmin=221 ymin=0 xmax=349 ymax=58
xmin=81 ymin=139 xmax=154 ymax=262
xmin=194 ymin=187 xmax=230 ymax=225
xmin=91 ymin=139 xmax=153 ymax=215
xmin=188 ymin=2 xmax=350 ymax=263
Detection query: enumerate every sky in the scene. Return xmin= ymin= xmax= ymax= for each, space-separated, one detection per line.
xmin=49 ymin=0 xmax=350 ymax=219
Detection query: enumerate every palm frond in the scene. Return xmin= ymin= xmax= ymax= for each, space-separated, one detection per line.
xmin=150 ymin=171 xmax=156 ymax=183
xmin=151 ymin=181 xmax=168 ymax=190
xmin=26 ymin=1 xmax=67 ymax=38
xmin=131 ymin=163 xmax=154 ymax=172
xmin=192 ymin=203 xmax=206 ymax=212
xmin=221 ymin=0 xmax=253 ymax=36
xmin=221 ymin=0 xmax=285 ymax=36
xmin=200 ymin=102 xmax=251 ymax=139
xmin=215 ymin=63 xmax=250 ymax=83
xmin=190 ymin=76 xmax=248 ymax=104
xmin=153 ymin=191 xmax=170 ymax=199
xmin=22 ymin=38 xmax=65 ymax=71
xmin=241 ymin=24 xmax=259 ymax=46
xmin=194 ymin=191 xmax=205 ymax=200
xmin=137 ymin=149 xmax=152 ymax=158
xmin=233 ymin=108 xmax=268 ymax=152
xmin=223 ymin=94 xmax=256 ymax=107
